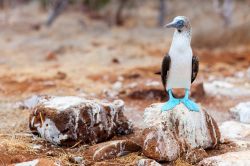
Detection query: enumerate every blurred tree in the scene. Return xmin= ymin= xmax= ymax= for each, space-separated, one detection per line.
xmin=213 ymin=0 xmax=234 ymax=27
xmin=45 ymin=0 xmax=133 ymax=27
xmin=40 ymin=0 xmax=50 ymax=10
xmin=83 ymin=0 xmax=110 ymax=11
xmin=158 ymin=0 xmax=167 ymax=26
xmin=45 ymin=0 xmax=111 ymax=26
xmin=0 ymin=0 xmax=4 ymax=9
xmin=115 ymin=0 xmax=129 ymax=25
xmin=46 ymin=0 xmax=68 ymax=26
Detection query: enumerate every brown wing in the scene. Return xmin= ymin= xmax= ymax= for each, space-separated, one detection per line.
xmin=161 ymin=54 xmax=171 ymax=89
xmin=191 ymin=55 xmax=199 ymax=83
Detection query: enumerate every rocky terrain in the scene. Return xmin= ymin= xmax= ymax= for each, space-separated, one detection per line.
xmin=0 ymin=1 xmax=250 ymax=166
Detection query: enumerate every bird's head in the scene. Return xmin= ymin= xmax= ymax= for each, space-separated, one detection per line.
xmin=164 ymin=16 xmax=191 ymax=33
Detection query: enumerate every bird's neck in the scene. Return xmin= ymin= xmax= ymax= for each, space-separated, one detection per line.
xmin=169 ymin=29 xmax=192 ymax=54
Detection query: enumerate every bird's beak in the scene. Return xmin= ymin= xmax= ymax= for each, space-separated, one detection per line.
xmin=164 ymin=21 xmax=176 ymax=28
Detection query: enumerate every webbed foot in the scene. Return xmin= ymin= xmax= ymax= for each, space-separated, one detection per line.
xmin=180 ymin=89 xmax=200 ymax=112
xmin=161 ymin=89 xmax=180 ymax=112
xmin=180 ymin=98 xmax=199 ymax=112
xmin=162 ymin=98 xmax=180 ymax=112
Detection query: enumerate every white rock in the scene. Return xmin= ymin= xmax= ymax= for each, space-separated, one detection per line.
xmin=72 ymin=156 xmax=83 ymax=164
xmin=127 ymin=82 xmax=138 ymax=89
xmin=142 ymin=103 xmax=220 ymax=162
xmin=14 ymin=159 xmax=56 ymax=166
xmin=15 ymin=159 xmax=39 ymax=166
xmin=198 ymin=151 xmax=250 ymax=166
xmin=204 ymin=81 xmax=250 ymax=97
xmin=219 ymin=121 xmax=250 ymax=141
xmin=112 ymin=81 xmax=123 ymax=91
xmin=230 ymin=102 xmax=250 ymax=123
xmin=32 ymin=144 xmax=42 ymax=150
xmin=137 ymin=159 xmax=162 ymax=166
xmin=145 ymin=81 xmax=160 ymax=87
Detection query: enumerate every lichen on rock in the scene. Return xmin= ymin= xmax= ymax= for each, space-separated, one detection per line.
xmin=142 ymin=103 xmax=220 ymax=162
xmin=29 ymin=96 xmax=133 ymax=146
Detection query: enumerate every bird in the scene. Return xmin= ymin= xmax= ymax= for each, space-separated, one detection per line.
xmin=161 ymin=16 xmax=199 ymax=112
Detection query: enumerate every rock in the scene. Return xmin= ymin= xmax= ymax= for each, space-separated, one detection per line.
xmin=198 ymin=151 xmax=250 ymax=166
xmin=230 ymin=102 xmax=250 ymax=123
xmin=29 ymin=96 xmax=133 ymax=146
xmin=184 ymin=149 xmax=208 ymax=164
xmin=112 ymin=81 xmax=123 ymax=91
xmin=73 ymin=156 xmax=83 ymax=164
xmin=69 ymin=156 xmax=84 ymax=165
xmin=87 ymin=140 xmax=141 ymax=161
xmin=137 ymin=159 xmax=162 ymax=166
xmin=32 ymin=144 xmax=42 ymax=150
xmin=204 ymin=80 xmax=250 ymax=97
xmin=12 ymin=158 xmax=56 ymax=166
xmin=219 ymin=121 xmax=250 ymax=141
xmin=142 ymin=103 xmax=220 ymax=162
xmin=145 ymin=81 xmax=161 ymax=87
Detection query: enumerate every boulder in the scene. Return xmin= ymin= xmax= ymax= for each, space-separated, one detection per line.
xmin=137 ymin=159 xmax=162 ymax=166
xmin=219 ymin=121 xmax=250 ymax=141
xmin=29 ymin=96 xmax=133 ymax=146
xmin=230 ymin=102 xmax=250 ymax=123
xmin=142 ymin=103 xmax=220 ymax=162
xmin=198 ymin=151 xmax=250 ymax=166
xmin=85 ymin=140 xmax=141 ymax=161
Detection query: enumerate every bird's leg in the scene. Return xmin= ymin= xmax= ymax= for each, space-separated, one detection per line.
xmin=161 ymin=89 xmax=180 ymax=112
xmin=180 ymin=89 xmax=200 ymax=112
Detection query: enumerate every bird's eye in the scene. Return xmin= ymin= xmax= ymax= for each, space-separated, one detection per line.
xmin=176 ymin=20 xmax=184 ymax=29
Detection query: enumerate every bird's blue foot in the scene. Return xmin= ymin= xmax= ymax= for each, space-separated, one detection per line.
xmin=180 ymin=98 xmax=199 ymax=112
xmin=161 ymin=89 xmax=180 ymax=112
xmin=180 ymin=89 xmax=200 ymax=112
xmin=162 ymin=98 xmax=180 ymax=112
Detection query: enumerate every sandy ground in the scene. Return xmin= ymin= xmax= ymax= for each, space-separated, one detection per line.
xmin=0 ymin=1 xmax=250 ymax=165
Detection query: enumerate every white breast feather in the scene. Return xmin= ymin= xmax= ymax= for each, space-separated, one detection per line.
xmin=166 ymin=31 xmax=192 ymax=90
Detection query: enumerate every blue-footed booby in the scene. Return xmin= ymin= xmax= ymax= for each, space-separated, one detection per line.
xmin=161 ymin=16 xmax=199 ymax=112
